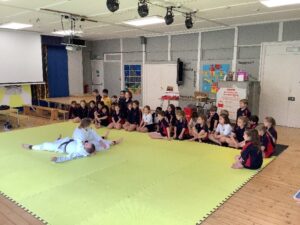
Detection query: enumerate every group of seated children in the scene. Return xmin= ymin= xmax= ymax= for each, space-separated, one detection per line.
xmin=69 ymin=89 xmax=278 ymax=170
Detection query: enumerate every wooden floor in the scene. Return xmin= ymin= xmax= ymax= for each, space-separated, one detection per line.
xmin=0 ymin=117 xmax=299 ymax=225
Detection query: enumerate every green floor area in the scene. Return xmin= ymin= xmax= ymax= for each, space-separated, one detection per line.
xmin=0 ymin=122 xmax=273 ymax=225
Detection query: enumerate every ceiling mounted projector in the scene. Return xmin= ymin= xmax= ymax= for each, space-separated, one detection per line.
xmin=138 ymin=0 xmax=149 ymax=17
xmin=107 ymin=0 xmax=119 ymax=12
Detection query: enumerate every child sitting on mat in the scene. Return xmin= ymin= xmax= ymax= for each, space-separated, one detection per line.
xmin=165 ymin=104 xmax=176 ymax=129
xmin=73 ymin=100 xmax=88 ymax=123
xmin=137 ymin=105 xmax=154 ymax=133
xmin=69 ymin=100 xmax=79 ymax=120
xmin=173 ymin=110 xmax=190 ymax=140
xmin=190 ymin=114 xmax=209 ymax=143
xmin=73 ymin=118 xmax=123 ymax=151
xmin=231 ymin=129 xmax=263 ymax=170
xmin=95 ymin=105 xmax=110 ymax=128
xmin=188 ymin=111 xmax=198 ymax=136
xmin=264 ymin=117 xmax=277 ymax=146
xmin=152 ymin=106 xmax=162 ymax=129
xmin=207 ymin=106 xmax=219 ymax=132
xmin=22 ymin=136 xmax=96 ymax=163
xmin=108 ymin=104 xmax=124 ymax=130
xmin=149 ymin=111 xmax=171 ymax=140
xmin=123 ymin=100 xmax=141 ymax=132
xmin=248 ymin=115 xmax=259 ymax=129
xmin=257 ymin=125 xmax=275 ymax=158
xmin=236 ymin=99 xmax=251 ymax=123
xmin=88 ymin=100 xmax=97 ymax=121
xmin=226 ymin=116 xmax=247 ymax=148
xmin=209 ymin=114 xmax=232 ymax=145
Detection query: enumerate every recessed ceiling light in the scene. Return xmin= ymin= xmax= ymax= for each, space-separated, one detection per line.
xmin=52 ymin=30 xmax=83 ymax=36
xmin=123 ymin=16 xmax=165 ymax=27
xmin=260 ymin=0 xmax=300 ymax=7
xmin=0 ymin=22 xmax=33 ymax=30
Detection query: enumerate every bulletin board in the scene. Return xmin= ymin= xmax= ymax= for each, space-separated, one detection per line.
xmin=216 ymin=87 xmax=247 ymax=120
xmin=124 ymin=65 xmax=142 ymax=95
xmin=0 ymin=85 xmax=32 ymax=107
xmin=202 ymin=64 xmax=230 ymax=94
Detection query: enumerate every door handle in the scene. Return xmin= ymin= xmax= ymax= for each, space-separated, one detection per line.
xmin=288 ymin=97 xmax=295 ymax=101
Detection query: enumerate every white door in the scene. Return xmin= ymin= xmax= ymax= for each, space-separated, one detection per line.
xmin=143 ymin=64 xmax=178 ymax=110
xmin=260 ymin=42 xmax=300 ymax=128
xmin=104 ymin=61 xmax=121 ymax=96
xmin=91 ymin=60 xmax=104 ymax=93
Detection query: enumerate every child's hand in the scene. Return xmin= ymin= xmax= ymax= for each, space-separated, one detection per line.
xmin=179 ymin=135 xmax=183 ymax=140
xmin=51 ymin=157 xmax=57 ymax=162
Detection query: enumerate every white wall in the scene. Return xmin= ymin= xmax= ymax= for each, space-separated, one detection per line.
xmin=67 ymin=50 xmax=83 ymax=95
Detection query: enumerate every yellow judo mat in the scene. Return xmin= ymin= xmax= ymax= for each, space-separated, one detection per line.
xmin=0 ymin=122 xmax=274 ymax=225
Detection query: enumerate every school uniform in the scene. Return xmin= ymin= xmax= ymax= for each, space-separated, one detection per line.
xmin=260 ymin=133 xmax=274 ymax=158
xmin=127 ymin=108 xmax=141 ymax=125
xmin=208 ymin=113 xmax=219 ymax=132
xmin=165 ymin=111 xmax=176 ymax=126
xmin=233 ymin=126 xmax=246 ymax=142
xmin=215 ymin=123 xmax=232 ymax=136
xmin=73 ymin=127 xmax=112 ymax=151
xmin=68 ymin=106 xmax=79 ymax=119
xmin=120 ymin=98 xmax=132 ymax=118
xmin=111 ymin=111 xmax=125 ymax=124
xmin=236 ymin=107 xmax=251 ymax=120
xmin=98 ymin=111 xmax=109 ymax=126
xmin=240 ymin=141 xmax=263 ymax=170
xmin=267 ymin=127 xmax=277 ymax=144
xmin=174 ymin=119 xmax=190 ymax=140
xmin=88 ymin=107 xmax=97 ymax=120
xmin=96 ymin=94 xmax=102 ymax=103
xmin=32 ymin=137 xmax=90 ymax=163
xmin=142 ymin=113 xmax=154 ymax=132
xmin=77 ymin=106 xmax=88 ymax=119
xmin=249 ymin=124 xmax=258 ymax=129
xmin=158 ymin=118 xmax=169 ymax=137
xmin=194 ymin=123 xmax=209 ymax=141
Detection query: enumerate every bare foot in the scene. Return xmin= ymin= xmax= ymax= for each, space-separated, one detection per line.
xmin=113 ymin=138 xmax=123 ymax=145
xmin=103 ymin=130 xmax=110 ymax=139
xmin=22 ymin=144 xmax=32 ymax=150
xmin=188 ymin=138 xmax=196 ymax=142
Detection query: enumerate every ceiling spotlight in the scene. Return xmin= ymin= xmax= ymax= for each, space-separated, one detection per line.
xmin=164 ymin=7 xmax=174 ymax=25
xmin=138 ymin=0 xmax=149 ymax=18
xmin=107 ymin=0 xmax=119 ymax=13
xmin=185 ymin=13 xmax=193 ymax=29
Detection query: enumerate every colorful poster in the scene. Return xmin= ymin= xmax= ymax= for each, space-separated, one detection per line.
xmin=202 ymin=64 xmax=230 ymax=94
xmin=0 ymin=85 xmax=32 ymax=107
xmin=124 ymin=65 xmax=142 ymax=95
xmin=216 ymin=87 xmax=247 ymax=120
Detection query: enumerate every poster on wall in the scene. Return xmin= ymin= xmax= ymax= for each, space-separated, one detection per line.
xmin=0 ymin=85 xmax=32 ymax=107
xmin=202 ymin=64 xmax=230 ymax=94
xmin=124 ymin=65 xmax=142 ymax=95
xmin=216 ymin=87 xmax=247 ymax=120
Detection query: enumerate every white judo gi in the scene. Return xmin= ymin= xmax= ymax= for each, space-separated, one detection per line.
xmin=72 ymin=127 xmax=113 ymax=151
xmin=32 ymin=137 xmax=90 ymax=163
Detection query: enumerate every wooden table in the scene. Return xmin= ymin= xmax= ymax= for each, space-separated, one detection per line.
xmin=40 ymin=95 xmax=95 ymax=107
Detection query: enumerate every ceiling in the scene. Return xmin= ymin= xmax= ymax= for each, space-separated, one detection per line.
xmin=0 ymin=0 xmax=300 ymax=40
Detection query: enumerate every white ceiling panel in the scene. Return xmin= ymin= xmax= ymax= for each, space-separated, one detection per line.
xmin=0 ymin=0 xmax=300 ymax=40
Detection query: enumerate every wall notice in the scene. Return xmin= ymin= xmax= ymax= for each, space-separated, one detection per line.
xmin=216 ymin=87 xmax=247 ymax=120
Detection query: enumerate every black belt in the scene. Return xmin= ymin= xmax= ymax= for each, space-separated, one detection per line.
xmin=58 ymin=139 xmax=74 ymax=153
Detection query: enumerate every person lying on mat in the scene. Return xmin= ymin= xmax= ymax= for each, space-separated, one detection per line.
xmin=73 ymin=118 xmax=123 ymax=151
xmin=22 ymin=136 xmax=96 ymax=163
xmin=231 ymin=129 xmax=263 ymax=170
